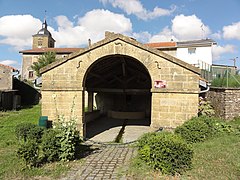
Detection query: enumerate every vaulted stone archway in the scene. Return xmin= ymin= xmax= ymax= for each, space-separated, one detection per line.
xmin=83 ymin=55 xmax=152 ymax=137
xmin=40 ymin=32 xmax=200 ymax=137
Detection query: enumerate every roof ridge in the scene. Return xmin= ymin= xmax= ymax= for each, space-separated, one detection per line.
xmin=0 ymin=63 xmax=17 ymax=70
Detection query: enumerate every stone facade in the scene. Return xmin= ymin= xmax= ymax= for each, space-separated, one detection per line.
xmin=41 ymin=32 xmax=200 ymax=136
xmin=20 ymin=53 xmax=74 ymax=81
xmin=32 ymin=19 xmax=55 ymax=49
xmin=207 ymin=87 xmax=240 ymax=120
xmin=0 ymin=64 xmax=15 ymax=90
xmin=32 ymin=35 xmax=55 ymax=49
xmin=20 ymin=19 xmax=81 ymax=81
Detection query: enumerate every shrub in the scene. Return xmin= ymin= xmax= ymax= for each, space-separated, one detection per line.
xmin=16 ymin=117 xmax=82 ymax=167
xmin=15 ymin=123 xmax=45 ymax=143
xmin=175 ymin=116 xmax=218 ymax=143
xmin=174 ymin=116 xmax=238 ymax=143
xmin=41 ymin=129 xmax=61 ymax=162
xmin=17 ymin=141 xmax=40 ymax=168
xmin=137 ymin=132 xmax=193 ymax=175
xmin=55 ymin=116 xmax=82 ymax=161
xmin=198 ymin=97 xmax=215 ymax=117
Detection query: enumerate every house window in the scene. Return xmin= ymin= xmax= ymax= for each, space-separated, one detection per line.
xmin=188 ymin=48 xmax=196 ymax=54
xmin=29 ymin=71 xmax=34 ymax=78
xmin=38 ymin=40 xmax=43 ymax=47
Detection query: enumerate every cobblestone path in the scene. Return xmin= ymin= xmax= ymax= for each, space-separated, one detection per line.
xmin=61 ymin=145 xmax=137 ymax=180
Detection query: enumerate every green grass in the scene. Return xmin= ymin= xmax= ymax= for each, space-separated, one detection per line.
xmin=181 ymin=134 xmax=240 ymax=179
xmin=127 ymin=119 xmax=240 ymax=179
xmin=0 ymin=105 xmax=73 ymax=180
xmin=211 ymin=75 xmax=240 ymax=87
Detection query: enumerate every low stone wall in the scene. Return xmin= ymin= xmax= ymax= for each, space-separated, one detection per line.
xmin=207 ymin=87 xmax=240 ymax=120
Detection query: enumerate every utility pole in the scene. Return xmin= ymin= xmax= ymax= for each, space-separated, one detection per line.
xmin=230 ymin=57 xmax=238 ymax=68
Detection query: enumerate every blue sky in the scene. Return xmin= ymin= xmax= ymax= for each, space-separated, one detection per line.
xmin=0 ymin=0 xmax=240 ymax=70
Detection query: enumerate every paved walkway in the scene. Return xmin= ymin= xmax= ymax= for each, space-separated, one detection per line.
xmin=61 ymin=145 xmax=137 ymax=180
xmin=86 ymin=117 xmax=152 ymax=143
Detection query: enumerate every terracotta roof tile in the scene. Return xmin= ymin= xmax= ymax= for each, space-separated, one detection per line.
xmin=19 ymin=48 xmax=82 ymax=54
xmin=145 ymin=42 xmax=176 ymax=48
xmin=0 ymin=63 xmax=17 ymax=71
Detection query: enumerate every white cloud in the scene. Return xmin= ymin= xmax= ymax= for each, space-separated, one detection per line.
xmin=0 ymin=15 xmax=42 ymax=49
xmin=132 ymin=31 xmax=151 ymax=43
xmin=172 ymin=14 xmax=211 ymax=40
xmin=79 ymin=9 xmax=132 ymax=36
xmin=211 ymin=31 xmax=222 ymax=40
xmin=0 ymin=60 xmax=20 ymax=70
xmin=52 ymin=9 xmax=132 ymax=47
xmin=0 ymin=10 xmax=132 ymax=49
xmin=223 ymin=22 xmax=240 ymax=40
xmin=99 ymin=0 xmax=176 ymax=20
xmin=149 ymin=26 xmax=177 ymax=42
xmin=0 ymin=60 xmax=18 ymax=66
xmin=212 ymin=44 xmax=236 ymax=60
xmin=148 ymin=14 xmax=210 ymax=43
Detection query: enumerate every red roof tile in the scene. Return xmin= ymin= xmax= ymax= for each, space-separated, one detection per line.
xmin=19 ymin=48 xmax=82 ymax=54
xmin=0 ymin=63 xmax=17 ymax=71
xmin=145 ymin=42 xmax=176 ymax=48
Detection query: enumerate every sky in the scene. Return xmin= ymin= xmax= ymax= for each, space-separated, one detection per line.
xmin=0 ymin=0 xmax=240 ymax=70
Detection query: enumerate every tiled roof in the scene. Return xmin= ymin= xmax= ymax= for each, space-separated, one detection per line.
xmin=145 ymin=42 xmax=176 ymax=48
xmin=19 ymin=48 xmax=82 ymax=54
xmin=0 ymin=63 xmax=17 ymax=71
xmin=177 ymin=39 xmax=217 ymax=47
xmin=145 ymin=39 xmax=216 ymax=49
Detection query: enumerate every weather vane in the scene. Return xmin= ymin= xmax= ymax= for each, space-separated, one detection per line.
xmin=44 ymin=10 xmax=47 ymax=21
xmin=201 ymin=24 xmax=205 ymax=39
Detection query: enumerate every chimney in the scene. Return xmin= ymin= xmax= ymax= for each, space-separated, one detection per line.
xmin=88 ymin=39 xmax=91 ymax=48
xmin=105 ymin=31 xmax=115 ymax=38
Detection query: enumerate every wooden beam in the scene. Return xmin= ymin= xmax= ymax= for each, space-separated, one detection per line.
xmin=114 ymin=75 xmax=124 ymax=83
xmin=87 ymin=88 xmax=150 ymax=93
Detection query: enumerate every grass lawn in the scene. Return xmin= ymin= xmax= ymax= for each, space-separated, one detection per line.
xmin=1 ymin=105 xmax=240 ymax=179
xmin=127 ymin=119 xmax=240 ymax=179
xmin=0 ymin=105 xmax=74 ymax=180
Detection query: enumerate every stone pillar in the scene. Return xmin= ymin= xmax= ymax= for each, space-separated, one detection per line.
xmin=88 ymin=91 xmax=93 ymax=112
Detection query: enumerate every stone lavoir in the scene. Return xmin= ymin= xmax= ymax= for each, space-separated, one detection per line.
xmin=40 ymin=32 xmax=200 ymax=137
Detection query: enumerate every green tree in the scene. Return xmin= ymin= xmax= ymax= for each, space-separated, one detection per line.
xmin=31 ymin=51 xmax=57 ymax=77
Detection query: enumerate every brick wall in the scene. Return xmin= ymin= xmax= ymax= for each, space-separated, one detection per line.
xmin=207 ymin=87 xmax=240 ymax=120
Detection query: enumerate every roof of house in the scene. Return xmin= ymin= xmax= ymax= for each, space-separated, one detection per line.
xmin=145 ymin=39 xmax=216 ymax=49
xmin=40 ymin=32 xmax=200 ymax=75
xmin=177 ymin=39 xmax=217 ymax=47
xmin=19 ymin=48 xmax=82 ymax=54
xmin=212 ymin=64 xmax=237 ymax=68
xmin=145 ymin=42 xmax=176 ymax=49
xmin=0 ymin=63 xmax=17 ymax=71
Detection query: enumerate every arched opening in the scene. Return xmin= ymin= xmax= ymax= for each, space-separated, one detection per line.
xmin=83 ymin=55 xmax=152 ymax=142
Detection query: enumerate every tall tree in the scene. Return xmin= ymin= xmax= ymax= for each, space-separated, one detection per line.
xmin=31 ymin=51 xmax=57 ymax=77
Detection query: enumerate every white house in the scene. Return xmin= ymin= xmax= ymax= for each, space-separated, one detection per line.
xmin=146 ymin=39 xmax=217 ymax=71
xmin=176 ymin=39 xmax=216 ymax=71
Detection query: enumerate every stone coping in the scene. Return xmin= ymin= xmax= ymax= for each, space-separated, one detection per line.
xmin=210 ymin=87 xmax=240 ymax=90
xmin=40 ymin=32 xmax=200 ymax=75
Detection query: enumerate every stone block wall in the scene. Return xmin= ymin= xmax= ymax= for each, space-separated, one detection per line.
xmin=207 ymin=87 xmax=240 ymax=120
xmin=151 ymin=92 xmax=198 ymax=129
xmin=41 ymin=34 xmax=200 ymax=135
xmin=41 ymin=90 xmax=84 ymax=134
xmin=0 ymin=65 xmax=13 ymax=90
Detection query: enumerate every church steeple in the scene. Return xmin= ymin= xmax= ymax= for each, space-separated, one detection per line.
xmin=42 ymin=11 xmax=48 ymax=29
xmin=32 ymin=13 xmax=55 ymax=49
xmin=42 ymin=19 xmax=47 ymax=29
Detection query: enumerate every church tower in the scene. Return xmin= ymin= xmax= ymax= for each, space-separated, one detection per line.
xmin=32 ymin=18 xmax=55 ymax=49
